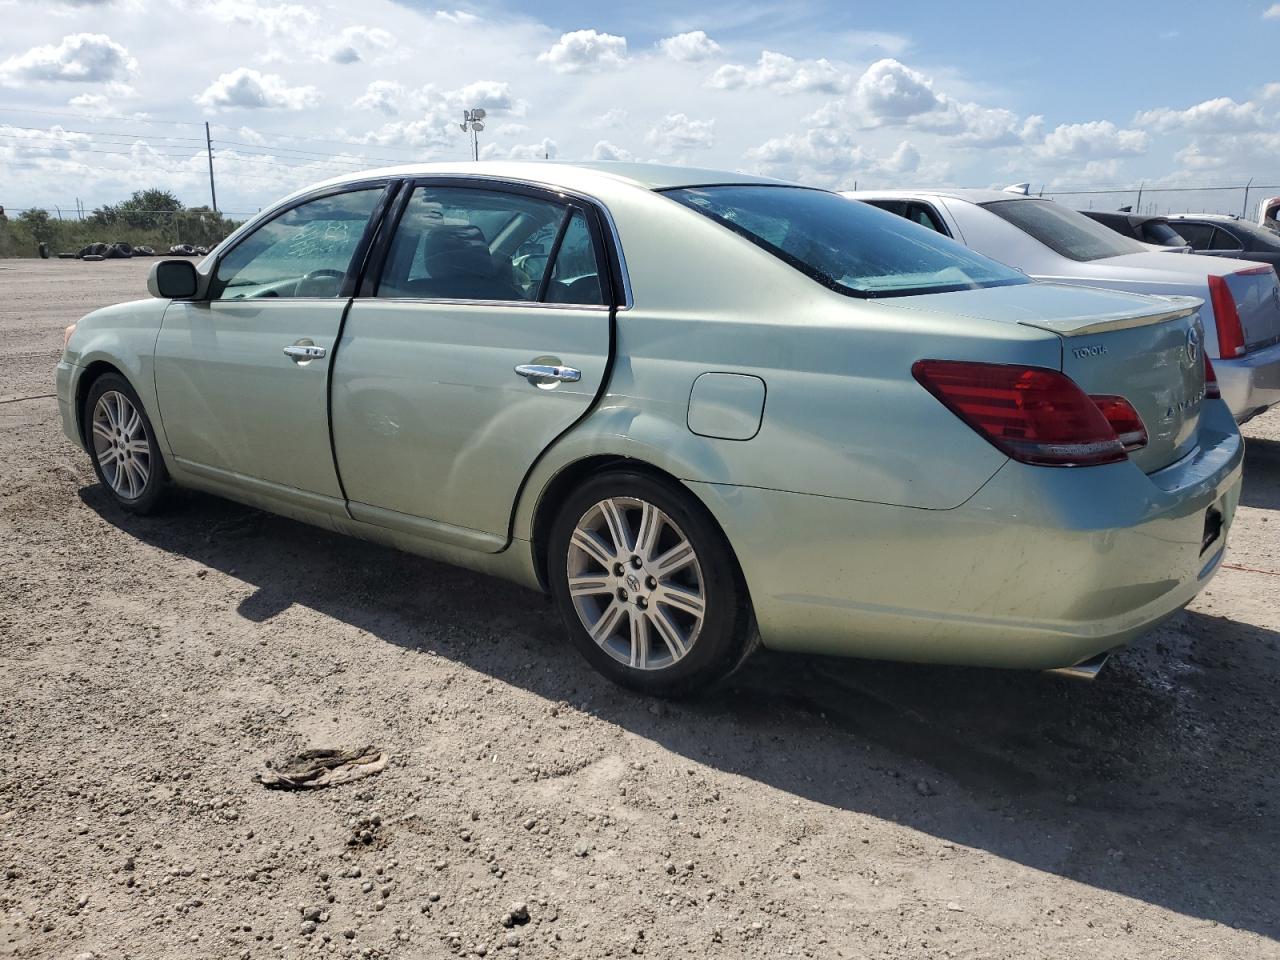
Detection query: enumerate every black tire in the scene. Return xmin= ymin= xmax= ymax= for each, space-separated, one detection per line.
xmin=82 ymin=373 xmax=169 ymax=514
xmin=547 ymin=469 xmax=755 ymax=698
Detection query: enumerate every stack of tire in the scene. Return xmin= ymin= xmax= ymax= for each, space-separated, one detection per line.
xmin=75 ymin=241 xmax=136 ymax=261
xmin=169 ymin=244 xmax=197 ymax=256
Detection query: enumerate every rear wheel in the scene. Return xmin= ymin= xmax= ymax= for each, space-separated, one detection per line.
xmin=548 ymin=470 xmax=754 ymax=697
xmin=83 ymin=373 xmax=168 ymax=514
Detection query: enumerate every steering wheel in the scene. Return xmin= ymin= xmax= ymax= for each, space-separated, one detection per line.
xmin=300 ymin=268 xmax=344 ymax=283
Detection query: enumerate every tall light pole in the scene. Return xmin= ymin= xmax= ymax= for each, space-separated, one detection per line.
xmin=458 ymin=108 xmax=486 ymax=161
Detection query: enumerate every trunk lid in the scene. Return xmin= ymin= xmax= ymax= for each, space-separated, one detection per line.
xmin=1019 ymin=296 xmax=1205 ymax=474
xmin=1221 ymin=266 xmax=1280 ymax=350
xmin=882 ymin=283 xmax=1206 ymax=474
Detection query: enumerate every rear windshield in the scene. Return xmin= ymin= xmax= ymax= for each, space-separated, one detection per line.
xmin=664 ymin=185 xmax=1027 ymax=299
xmin=982 ymin=198 xmax=1146 ymax=261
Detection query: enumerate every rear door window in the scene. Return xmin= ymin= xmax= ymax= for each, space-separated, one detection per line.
xmin=1210 ymin=226 xmax=1243 ymax=252
xmin=907 ymin=202 xmax=948 ymax=235
xmin=545 ymin=212 xmax=606 ymax=305
xmin=378 ymin=187 xmax=563 ymax=301
xmin=1170 ymin=221 xmax=1215 ymax=251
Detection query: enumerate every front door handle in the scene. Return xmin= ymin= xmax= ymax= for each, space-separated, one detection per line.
xmin=283 ymin=344 xmax=327 ymax=362
xmin=514 ymin=363 xmax=581 ymax=384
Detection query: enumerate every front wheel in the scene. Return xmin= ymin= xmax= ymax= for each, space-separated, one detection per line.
xmin=548 ymin=470 xmax=755 ymax=698
xmin=83 ymin=372 xmax=169 ymax=514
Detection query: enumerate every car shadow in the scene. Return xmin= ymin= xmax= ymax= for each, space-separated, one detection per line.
xmin=1241 ymin=437 xmax=1280 ymax=509
xmin=81 ymin=485 xmax=1280 ymax=941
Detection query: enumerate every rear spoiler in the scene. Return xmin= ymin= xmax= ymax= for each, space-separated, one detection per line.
xmin=1017 ymin=295 xmax=1201 ymax=337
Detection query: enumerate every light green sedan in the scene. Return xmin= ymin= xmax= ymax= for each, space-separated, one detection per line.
xmin=56 ymin=162 xmax=1244 ymax=696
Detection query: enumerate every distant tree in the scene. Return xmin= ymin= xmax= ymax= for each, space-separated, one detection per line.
xmin=17 ymin=208 xmax=54 ymax=243
xmin=91 ymin=188 xmax=184 ymax=229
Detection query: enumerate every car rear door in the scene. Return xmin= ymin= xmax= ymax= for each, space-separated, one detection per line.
xmin=154 ymin=183 xmax=393 ymax=501
xmin=329 ymin=180 xmax=617 ymax=550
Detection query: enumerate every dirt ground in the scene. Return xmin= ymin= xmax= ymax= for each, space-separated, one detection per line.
xmin=2 ymin=256 xmax=1278 ymax=960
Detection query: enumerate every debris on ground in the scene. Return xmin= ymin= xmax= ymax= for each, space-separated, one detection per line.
xmin=254 ymin=745 xmax=389 ymax=790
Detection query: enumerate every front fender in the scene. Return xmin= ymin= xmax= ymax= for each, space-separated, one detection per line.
xmin=60 ymin=298 xmax=170 ymax=450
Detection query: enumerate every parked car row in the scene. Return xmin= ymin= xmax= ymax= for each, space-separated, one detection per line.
xmin=57 ymin=162 xmax=1248 ymax=696
xmin=849 ymin=188 xmax=1280 ymax=424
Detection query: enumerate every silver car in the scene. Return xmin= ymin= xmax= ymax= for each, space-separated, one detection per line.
xmin=847 ymin=188 xmax=1280 ymax=423
xmin=56 ymin=162 xmax=1242 ymax=695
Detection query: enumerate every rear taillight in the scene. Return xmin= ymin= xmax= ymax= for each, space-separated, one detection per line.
xmin=1208 ymin=273 xmax=1257 ymax=359
xmin=1204 ymin=355 xmax=1220 ymax=400
xmin=912 ymin=360 xmax=1128 ymax=467
xmin=1089 ymin=395 xmax=1148 ymax=452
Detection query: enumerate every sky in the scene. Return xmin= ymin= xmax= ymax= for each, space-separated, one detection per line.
xmin=2 ymin=0 xmax=1280 ymax=217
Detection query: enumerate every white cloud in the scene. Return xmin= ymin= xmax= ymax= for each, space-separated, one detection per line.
xmin=353 ymin=80 xmax=405 ymax=115
xmin=646 ymin=113 xmax=715 ymax=154
xmin=202 ymin=0 xmax=316 ymax=37
xmin=1265 ymin=3 xmax=1280 ymax=18
xmin=537 ymin=29 xmax=627 ymax=73
xmin=0 ymin=33 xmax=137 ymax=84
xmin=1175 ymin=132 xmax=1280 ymax=172
xmin=658 ymin=30 xmax=722 ymax=62
xmin=1035 ymin=120 xmax=1148 ymax=160
xmin=325 ymin=25 xmax=396 ymax=65
xmin=68 ymin=93 xmax=110 ymax=112
xmin=195 ymin=68 xmax=321 ymax=111
xmin=1134 ymin=97 xmax=1265 ymax=134
xmin=709 ymin=50 xmax=848 ymax=95
xmin=485 ymin=137 xmax=558 ymax=160
xmin=591 ymin=108 xmax=628 ymax=128
xmin=854 ymin=58 xmax=939 ymax=120
xmin=430 ymin=79 xmax=519 ymax=114
xmin=746 ymin=127 xmax=929 ymax=186
xmin=591 ymin=139 xmax=635 ymax=161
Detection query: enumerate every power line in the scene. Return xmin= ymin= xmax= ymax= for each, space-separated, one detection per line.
xmin=0 ymin=122 xmax=207 ymax=143
xmin=0 ymin=106 xmax=200 ymax=126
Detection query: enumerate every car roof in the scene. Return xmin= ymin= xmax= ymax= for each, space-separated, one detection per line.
xmin=845 ymin=187 xmax=1024 ymax=205
xmin=304 ymin=160 xmax=788 ymax=197
xmin=1164 ymin=213 xmax=1239 ymax=222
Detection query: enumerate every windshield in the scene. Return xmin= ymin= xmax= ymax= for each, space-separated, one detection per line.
xmin=982 ymin=198 xmax=1146 ymax=261
xmin=664 ymin=185 xmax=1027 ymax=299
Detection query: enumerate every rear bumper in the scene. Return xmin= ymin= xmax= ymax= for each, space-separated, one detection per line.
xmin=690 ymin=404 xmax=1244 ymax=670
xmin=1217 ymin=339 xmax=1280 ymax=423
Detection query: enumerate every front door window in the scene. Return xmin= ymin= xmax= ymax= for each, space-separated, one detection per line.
xmin=210 ymin=189 xmax=384 ymax=300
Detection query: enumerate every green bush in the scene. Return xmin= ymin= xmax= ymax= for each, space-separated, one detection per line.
xmin=0 ymin=199 xmax=240 ymax=258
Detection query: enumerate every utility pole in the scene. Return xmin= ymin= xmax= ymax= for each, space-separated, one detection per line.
xmin=459 ymin=109 xmax=486 ymax=161
xmin=204 ymin=122 xmax=218 ymax=213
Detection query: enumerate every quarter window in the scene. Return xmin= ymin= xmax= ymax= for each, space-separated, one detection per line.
xmin=210 ymin=188 xmax=384 ymax=300
xmin=376 ymin=186 xmax=605 ymax=304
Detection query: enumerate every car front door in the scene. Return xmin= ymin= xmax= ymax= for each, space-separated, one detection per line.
xmin=154 ymin=184 xmax=391 ymax=502
xmin=330 ymin=180 xmax=616 ymax=551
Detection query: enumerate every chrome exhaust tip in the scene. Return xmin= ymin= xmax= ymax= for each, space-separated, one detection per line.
xmin=1045 ymin=651 xmax=1110 ymax=681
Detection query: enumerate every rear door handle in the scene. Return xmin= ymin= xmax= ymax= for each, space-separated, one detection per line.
xmin=283 ymin=344 xmax=327 ymax=362
xmin=514 ymin=363 xmax=581 ymax=384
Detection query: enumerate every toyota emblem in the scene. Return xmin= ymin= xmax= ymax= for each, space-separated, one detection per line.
xmin=1185 ymin=325 xmax=1201 ymax=366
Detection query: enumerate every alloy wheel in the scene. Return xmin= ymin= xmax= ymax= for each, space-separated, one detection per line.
xmin=91 ymin=390 xmax=151 ymax=500
xmin=566 ymin=496 xmax=706 ymax=670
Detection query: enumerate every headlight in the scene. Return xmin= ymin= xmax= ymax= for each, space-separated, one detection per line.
xmin=63 ymin=322 xmax=77 ymax=347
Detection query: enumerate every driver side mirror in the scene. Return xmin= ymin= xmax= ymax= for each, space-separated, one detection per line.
xmin=148 ymin=259 xmax=200 ymax=300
